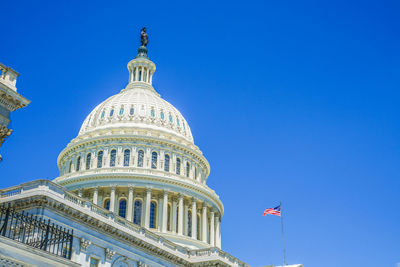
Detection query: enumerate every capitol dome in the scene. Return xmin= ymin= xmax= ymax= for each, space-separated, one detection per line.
xmin=54 ymin=44 xmax=222 ymax=250
xmin=78 ymin=75 xmax=194 ymax=144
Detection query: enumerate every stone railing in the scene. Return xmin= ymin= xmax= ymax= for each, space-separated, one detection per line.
xmin=0 ymin=179 xmax=248 ymax=266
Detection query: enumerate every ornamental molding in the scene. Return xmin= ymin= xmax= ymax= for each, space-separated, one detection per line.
xmin=0 ymin=85 xmax=30 ymax=111
xmin=105 ymin=248 xmax=116 ymax=260
xmin=0 ymin=124 xmax=12 ymax=146
xmin=80 ymin=237 xmax=91 ymax=251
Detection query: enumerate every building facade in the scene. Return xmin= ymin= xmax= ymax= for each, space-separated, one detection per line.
xmin=0 ymin=63 xmax=30 ymax=161
xmin=0 ymin=43 xmax=249 ymax=266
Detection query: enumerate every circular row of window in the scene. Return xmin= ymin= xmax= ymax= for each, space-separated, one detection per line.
xmin=99 ymin=106 xmax=187 ymax=130
xmin=67 ymin=150 xmax=200 ymax=179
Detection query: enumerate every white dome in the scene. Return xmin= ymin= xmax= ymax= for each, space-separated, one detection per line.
xmin=78 ymin=84 xmax=193 ymax=143
xmin=55 ymin=48 xmax=222 ymax=250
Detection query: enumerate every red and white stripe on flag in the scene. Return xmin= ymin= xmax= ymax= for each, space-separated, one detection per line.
xmin=263 ymin=207 xmax=281 ymax=217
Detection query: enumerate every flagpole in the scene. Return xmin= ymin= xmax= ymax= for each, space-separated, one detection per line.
xmin=280 ymin=201 xmax=288 ymax=266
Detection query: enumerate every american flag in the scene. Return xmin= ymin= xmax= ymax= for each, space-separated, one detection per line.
xmin=263 ymin=205 xmax=281 ymax=216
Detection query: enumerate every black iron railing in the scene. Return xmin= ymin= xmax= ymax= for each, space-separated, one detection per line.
xmin=0 ymin=205 xmax=73 ymax=259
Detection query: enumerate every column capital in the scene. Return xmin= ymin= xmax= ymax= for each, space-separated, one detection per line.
xmin=178 ymin=193 xmax=184 ymax=199
xmin=128 ymin=186 xmax=134 ymax=192
xmin=110 ymin=186 xmax=116 ymax=191
xmin=146 ymin=187 xmax=152 ymax=193
xmin=163 ymin=190 xmax=169 ymax=196
xmin=93 ymin=186 xmax=99 ymax=192
xmin=202 ymin=203 xmax=208 ymax=209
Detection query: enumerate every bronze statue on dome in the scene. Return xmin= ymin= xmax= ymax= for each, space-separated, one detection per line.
xmin=141 ymin=27 xmax=148 ymax=47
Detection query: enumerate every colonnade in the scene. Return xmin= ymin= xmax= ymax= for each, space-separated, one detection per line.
xmin=77 ymin=186 xmax=221 ymax=248
xmin=128 ymin=65 xmax=153 ymax=84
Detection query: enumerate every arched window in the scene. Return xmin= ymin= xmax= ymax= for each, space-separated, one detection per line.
xmin=176 ymin=117 xmax=180 ymax=127
xmin=129 ymin=107 xmax=134 ymax=115
xmin=76 ymin=156 xmax=81 ymax=171
xmin=160 ymin=111 xmax=165 ymax=120
xmin=151 ymin=152 xmax=157 ymax=169
xmin=109 ymin=109 xmax=114 ymax=117
xmin=164 ymin=154 xmax=170 ymax=172
xmin=119 ymin=199 xmax=127 ymax=218
xmin=104 ymin=199 xmax=110 ymax=210
xmin=186 ymin=162 xmax=190 ymax=177
xmin=167 ymin=204 xmax=171 ymax=231
xmin=176 ymin=158 xmax=181 ymax=175
xmin=133 ymin=200 xmax=142 ymax=225
xmin=139 ymin=70 xmax=142 ymax=81
xmin=150 ymin=202 xmax=157 ymax=228
xmin=97 ymin=151 xmax=103 ymax=168
xmin=110 ymin=149 xmax=116 ymax=167
xmin=150 ymin=108 xmax=155 ymax=118
xmin=123 ymin=149 xmax=130 ymax=166
xmin=188 ymin=211 xmax=192 ymax=237
xmin=194 ymin=167 xmax=197 ymax=180
xmin=101 ymin=110 xmax=105 ymax=119
xmin=169 ymin=114 xmax=173 ymax=123
xmin=119 ymin=106 xmax=124 ymax=115
xmin=86 ymin=153 xmax=91 ymax=170
xmin=68 ymin=161 xmax=72 ymax=173
xmin=137 ymin=150 xmax=144 ymax=167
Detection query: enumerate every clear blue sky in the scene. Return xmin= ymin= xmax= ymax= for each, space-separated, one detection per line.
xmin=1 ymin=1 xmax=399 ymax=266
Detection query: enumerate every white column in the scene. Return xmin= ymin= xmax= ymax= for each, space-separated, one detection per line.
xmin=144 ymin=188 xmax=151 ymax=228
xmin=92 ymin=187 xmax=98 ymax=205
xmin=210 ymin=210 xmax=215 ymax=246
xmin=150 ymin=71 xmax=153 ymax=84
xmin=78 ymin=189 xmax=82 ymax=198
xmin=172 ymin=200 xmax=177 ymax=233
xmin=202 ymin=204 xmax=208 ymax=242
xmin=146 ymin=68 xmax=150 ymax=83
xmin=215 ymin=215 xmax=221 ymax=248
xmin=162 ymin=191 xmax=168 ymax=232
xmin=191 ymin=198 xmax=197 ymax=239
xmin=184 ymin=204 xmax=188 ymax=236
xmin=157 ymin=195 xmax=163 ymax=231
xmin=127 ymin=186 xmax=134 ymax=222
xmin=110 ymin=187 xmax=116 ymax=212
xmin=178 ymin=194 xmax=183 ymax=235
